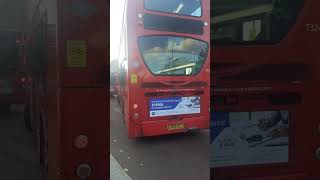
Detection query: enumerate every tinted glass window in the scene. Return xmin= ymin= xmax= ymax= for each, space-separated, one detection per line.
xmin=145 ymin=0 xmax=202 ymax=17
xmin=211 ymin=0 xmax=304 ymax=45
xmin=143 ymin=13 xmax=204 ymax=35
xmin=138 ymin=36 xmax=208 ymax=76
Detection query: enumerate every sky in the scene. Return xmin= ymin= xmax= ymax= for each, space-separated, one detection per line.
xmin=110 ymin=0 xmax=125 ymax=62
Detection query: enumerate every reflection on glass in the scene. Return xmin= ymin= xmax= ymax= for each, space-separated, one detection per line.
xmin=211 ymin=0 xmax=304 ymax=44
xmin=243 ymin=20 xmax=261 ymax=41
xmin=144 ymin=0 xmax=202 ymax=17
xmin=138 ymin=36 xmax=208 ymax=76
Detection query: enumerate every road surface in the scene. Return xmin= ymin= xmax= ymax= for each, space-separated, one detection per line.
xmin=0 ymin=105 xmax=41 ymax=180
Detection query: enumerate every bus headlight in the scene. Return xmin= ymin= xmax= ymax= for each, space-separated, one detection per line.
xmin=133 ymin=104 xmax=138 ymax=109
xmin=316 ymin=146 xmax=320 ymax=160
xmin=76 ymin=164 xmax=92 ymax=179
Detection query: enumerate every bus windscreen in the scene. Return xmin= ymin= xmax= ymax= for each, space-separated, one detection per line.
xmin=211 ymin=0 xmax=304 ymax=44
xmin=138 ymin=36 xmax=208 ymax=76
xmin=144 ymin=0 xmax=202 ymax=17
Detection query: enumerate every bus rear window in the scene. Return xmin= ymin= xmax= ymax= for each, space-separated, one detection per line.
xmin=211 ymin=0 xmax=304 ymax=45
xmin=144 ymin=0 xmax=202 ymax=17
xmin=138 ymin=36 xmax=208 ymax=76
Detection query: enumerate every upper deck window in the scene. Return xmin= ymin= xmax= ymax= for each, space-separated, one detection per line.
xmin=211 ymin=0 xmax=304 ymax=45
xmin=144 ymin=0 xmax=202 ymax=17
xmin=138 ymin=36 xmax=208 ymax=76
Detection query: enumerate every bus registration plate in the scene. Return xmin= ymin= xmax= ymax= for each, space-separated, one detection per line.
xmin=167 ymin=124 xmax=185 ymax=131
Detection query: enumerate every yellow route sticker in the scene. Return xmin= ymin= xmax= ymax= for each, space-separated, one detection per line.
xmin=131 ymin=74 xmax=137 ymax=84
xmin=67 ymin=40 xmax=86 ymax=68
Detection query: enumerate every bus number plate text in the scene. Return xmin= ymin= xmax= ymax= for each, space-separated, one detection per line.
xmin=167 ymin=124 xmax=185 ymax=131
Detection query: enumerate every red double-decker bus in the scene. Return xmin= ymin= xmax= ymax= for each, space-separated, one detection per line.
xmin=118 ymin=0 xmax=210 ymax=138
xmin=23 ymin=0 xmax=108 ymax=179
xmin=211 ymin=0 xmax=320 ymax=179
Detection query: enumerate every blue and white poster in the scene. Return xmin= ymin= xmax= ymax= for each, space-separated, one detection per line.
xmin=210 ymin=111 xmax=289 ymax=168
xmin=149 ymin=96 xmax=200 ymax=117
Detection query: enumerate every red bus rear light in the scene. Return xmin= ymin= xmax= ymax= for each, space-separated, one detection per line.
xmin=76 ymin=164 xmax=92 ymax=179
xmin=74 ymin=135 xmax=88 ymax=149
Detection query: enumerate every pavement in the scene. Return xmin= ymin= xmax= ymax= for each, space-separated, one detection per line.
xmin=110 ymin=153 xmax=132 ymax=180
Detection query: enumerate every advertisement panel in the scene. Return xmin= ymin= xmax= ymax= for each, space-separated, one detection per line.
xmin=210 ymin=110 xmax=289 ymax=168
xmin=150 ymin=96 xmax=200 ymax=117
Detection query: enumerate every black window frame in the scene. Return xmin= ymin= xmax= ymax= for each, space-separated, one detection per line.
xmin=143 ymin=0 xmax=203 ymax=18
xmin=211 ymin=0 xmax=305 ymax=46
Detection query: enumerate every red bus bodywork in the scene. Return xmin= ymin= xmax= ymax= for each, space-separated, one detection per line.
xmin=211 ymin=0 xmax=320 ymax=179
xmin=119 ymin=0 xmax=210 ymax=138
xmin=24 ymin=0 xmax=108 ymax=179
